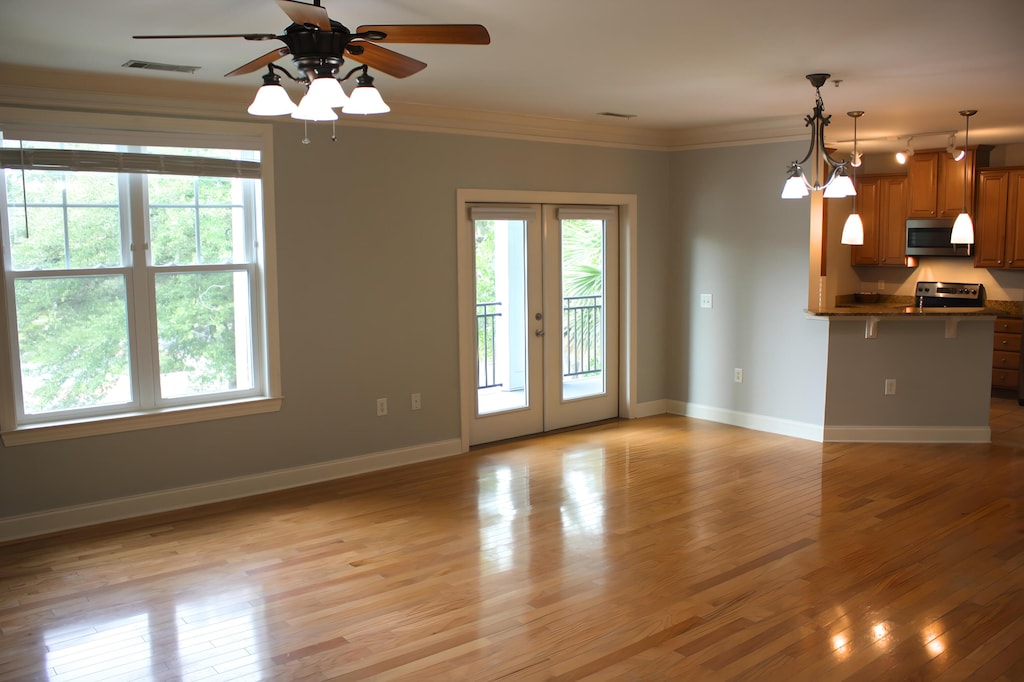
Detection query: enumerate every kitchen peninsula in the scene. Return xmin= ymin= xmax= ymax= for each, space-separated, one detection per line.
xmin=809 ymin=292 xmax=996 ymax=442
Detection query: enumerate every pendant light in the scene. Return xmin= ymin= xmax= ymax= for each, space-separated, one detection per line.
xmin=950 ymin=110 xmax=977 ymax=247
xmin=841 ymin=111 xmax=865 ymax=245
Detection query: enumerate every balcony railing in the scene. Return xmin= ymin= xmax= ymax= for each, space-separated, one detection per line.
xmin=476 ymin=302 xmax=501 ymax=389
xmin=476 ymin=296 xmax=602 ymax=389
xmin=563 ymin=295 xmax=602 ymax=378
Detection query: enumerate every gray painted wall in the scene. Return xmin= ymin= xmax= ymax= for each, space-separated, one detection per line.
xmin=824 ymin=318 xmax=993 ymax=427
xmin=0 ymin=120 xmax=672 ymax=519
xmin=667 ymin=141 xmax=829 ymax=427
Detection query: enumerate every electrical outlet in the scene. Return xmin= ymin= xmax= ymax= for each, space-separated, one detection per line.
xmin=376 ymin=397 xmax=388 ymax=416
xmin=877 ymin=280 xmax=885 ymax=291
xmin=700 ymin=293 xmax=713 ymax=309
xmin=734 ymin=368 xmax=743 ymax=383
xmin=884 ymin=379 xmax=896 ymax=396
xmin=411 ymin=392 xmax=421 ymax=410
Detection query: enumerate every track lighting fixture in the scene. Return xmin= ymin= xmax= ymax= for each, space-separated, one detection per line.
xmin=781 ymin=74 xmax=856 ymax=199
xmin=947 ymin=134 xmax=966 ymax=161
xmin=895 ymin=138 xmax=915 ymax=164
xmin=841 ymin=111 xmax=865 ymax=245
xmin=950 ymin=110 xmax=977 ymax=248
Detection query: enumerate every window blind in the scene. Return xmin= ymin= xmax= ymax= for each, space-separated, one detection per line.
xmin=0 ymin=147 xmax=261 ymax=179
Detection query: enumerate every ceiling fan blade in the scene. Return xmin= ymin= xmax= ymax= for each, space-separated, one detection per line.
xmin=346 ymin=42 xmax=426 ymax=79
xmin=224 ymin=47 xmax=292 ymax=77
xmin=134 ymin=33 xmax=279 ymax=41
xmin=275 ymin=0 xmax=332 ymax=31
xmin=356 ymin=24 xmax=490 ymax=45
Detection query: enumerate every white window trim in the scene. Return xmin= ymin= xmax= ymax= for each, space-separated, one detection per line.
xmin=0 ymin=108 xmax=282 ymax=446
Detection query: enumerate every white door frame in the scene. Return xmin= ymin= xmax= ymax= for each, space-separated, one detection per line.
xmin=456 ymin=188 xmax=638 ymax=451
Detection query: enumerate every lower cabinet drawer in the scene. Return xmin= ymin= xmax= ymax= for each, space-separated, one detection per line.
xmin=993 ymin=350 xmax=1020 ymax=369
xmin=995 ymin=333 xmax=1022 ymax=352
xmin=992 ymin=368 xmax=1019 ymax=389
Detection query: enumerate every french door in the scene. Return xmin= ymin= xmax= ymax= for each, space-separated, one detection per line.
xmin=466 ymin=203 xmax=618 ymax=445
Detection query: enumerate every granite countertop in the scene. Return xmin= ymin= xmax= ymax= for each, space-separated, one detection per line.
xmin=807 ymin=306 xmax=1000 ymax=318
xmin=808 ymin=294 xmax=1021 ymax=318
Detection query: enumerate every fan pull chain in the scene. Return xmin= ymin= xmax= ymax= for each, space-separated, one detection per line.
xmin=331 ymin=121 xmax=337 ymax=142
xmin=302 ymin=121 xmax=310 ymax=145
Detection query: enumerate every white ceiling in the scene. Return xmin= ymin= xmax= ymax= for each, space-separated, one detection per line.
xmin=1 ymin=0 xmax=1023 ymax=152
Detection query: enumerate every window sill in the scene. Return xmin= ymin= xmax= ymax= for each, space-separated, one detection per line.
xmin=1 ymin=396 xmax=283 ymax=447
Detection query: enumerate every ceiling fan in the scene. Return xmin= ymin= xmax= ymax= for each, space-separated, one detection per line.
xmin=134 ymin=0 xmax=491 ymax=81
xmin=135 ymin=0 xmax=488 ymax=122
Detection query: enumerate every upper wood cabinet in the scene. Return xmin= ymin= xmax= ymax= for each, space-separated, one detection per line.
xmin=975 ymin=168 xmax=1024 ymax=269
xmin=906 ymin=147 xmax=991 ymax=219
xmin=850 ymin=174 xmax=908 ymax=267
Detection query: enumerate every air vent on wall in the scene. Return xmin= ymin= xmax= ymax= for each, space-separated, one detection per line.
xmin=122 ymin=60 xmax=200 ymax=74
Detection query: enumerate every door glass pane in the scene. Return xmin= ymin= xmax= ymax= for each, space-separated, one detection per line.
xmin=561 ymin=218 xmax=605 ymax=400
xmin=154 ymin=270 xmax=254 ymax=398
xmin=475 ymin=218 xmax=528 ymax=415
xmin=14 ymin=275 xmax=132 ymax=414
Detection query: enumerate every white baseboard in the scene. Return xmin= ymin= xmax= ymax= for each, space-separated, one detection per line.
xmin=669 ymin=400 xmax=825 ymax=442
xmin=670 ymin=401 xmax=991 ymax=444
xmin=0 ymin=438 xmax=463 ymax=543
xmin=822 ymin=426 xmax=991 ymax=443
xmin=630 ymin=399 xmax=669 ymax=418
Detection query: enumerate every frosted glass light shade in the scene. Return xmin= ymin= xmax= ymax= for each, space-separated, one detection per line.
xmin=950 ymin=212 xmax=975 ymax=244
xmin=247 ymin=84 xmax=297 ymax=116
xmin=292 ymin=93 xmax=339 ymax=121
xmin=305 ymin=76 xmax=348 ymax=108
xmin=841 ymin=213 xmax=864 ymax=245
xmin=342 ymin=86 xmax=390 ymax=115
xmin=781 ymin=174 xmax=809 ymax=199
xmin=824 ymin=173 xmax=856 ymax=198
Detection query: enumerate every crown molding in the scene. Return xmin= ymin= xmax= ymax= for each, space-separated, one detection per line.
xmin=0 ymin=64 xmax=684 ymax=151
xmin=0 ymin=64 xmax=820 ymax=152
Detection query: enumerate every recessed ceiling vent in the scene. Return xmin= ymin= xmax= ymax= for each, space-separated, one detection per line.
xmin=597 ymin=112 xmax=637 ymax=120
xmin=122 ymin=60 xmax=200 ymax=74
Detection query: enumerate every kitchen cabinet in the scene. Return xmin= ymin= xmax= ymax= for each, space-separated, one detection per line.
xmin=850 ymin=174 xmax=907 ymax=267
xmin=906 ymin=147 xmax=990 ymax=219
xmin=974 ymin=168 xmax=1024 ymax=269
xmin=992 ymin=316 xmax=1022 ymax=394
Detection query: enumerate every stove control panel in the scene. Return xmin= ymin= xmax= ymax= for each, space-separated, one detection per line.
xmin=915 ymin=281 xmax=984 ymax=305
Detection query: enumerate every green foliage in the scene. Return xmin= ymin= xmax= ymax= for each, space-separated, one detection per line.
xmin=561 ymin=219 xmax=604 ymax=297
xmin=15 ymin=275 xmax=130 ymax=412
xmin=4 ymin=165 xmax=252 ymax=413
xmin=155 ymin=271 xmax=246 ymax=396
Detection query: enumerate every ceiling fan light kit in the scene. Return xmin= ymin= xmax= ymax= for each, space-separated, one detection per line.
xmin=135 ymin=0 xmax=489 ymax=134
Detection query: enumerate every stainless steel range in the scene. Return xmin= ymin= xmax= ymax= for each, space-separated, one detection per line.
xmin=915 ymin=281 xmax=985 ymax=308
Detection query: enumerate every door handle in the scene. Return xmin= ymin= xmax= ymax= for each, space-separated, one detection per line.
xmin=535 ymin=329 xmax=545 ymax=336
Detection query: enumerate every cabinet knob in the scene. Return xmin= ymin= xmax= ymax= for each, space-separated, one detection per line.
xmin=1003 ymin=339 xmax=1009 ymax=345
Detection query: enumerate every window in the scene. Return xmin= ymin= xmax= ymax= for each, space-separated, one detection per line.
xmin=0 ymin=124 xmax=280 ymax=444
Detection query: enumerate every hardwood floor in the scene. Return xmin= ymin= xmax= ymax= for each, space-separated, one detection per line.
xmin=2 ymin=408 xmax=1023 ymax=681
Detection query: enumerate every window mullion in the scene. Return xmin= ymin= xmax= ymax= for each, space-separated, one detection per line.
xmin=126 ymin=173 xmax=157 ymax=408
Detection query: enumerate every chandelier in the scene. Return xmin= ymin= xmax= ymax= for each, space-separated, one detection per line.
xmin=781 ymin=74 xmax=856 ymax=199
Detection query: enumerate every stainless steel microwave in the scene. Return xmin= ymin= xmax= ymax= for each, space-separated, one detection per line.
xmin=905 ymin=219 xmax=972 ymax=257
